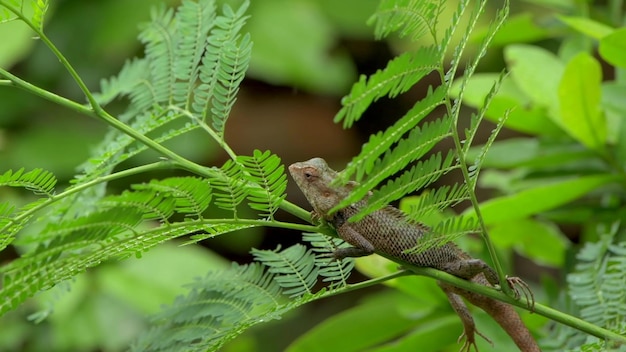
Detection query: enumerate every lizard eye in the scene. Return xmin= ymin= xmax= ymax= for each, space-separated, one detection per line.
xmin=303 ymin=167 xmax=317 ymax=180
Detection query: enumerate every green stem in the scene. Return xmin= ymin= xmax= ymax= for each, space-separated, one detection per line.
xmin=323 ymin=270 xmax=413 ymax=298
xmin=0 ymin=66 xmax=311 ymax=224
xmin=0 ymin=1 xmax=102 ymax=114
xmin=169 ymin=105 xmax=239 ymax=161
xmin=0 ymin=69 xmax=95 ymax=117
xmin=439 ymin=0 xmax=512 ymax=296
xmin=194 ymin=218 xmax=320 ymax=234
xmin=2 ymin=161 xmax=175 ymax=230
xmin=402 ymin=266 xmax=626 ymax=344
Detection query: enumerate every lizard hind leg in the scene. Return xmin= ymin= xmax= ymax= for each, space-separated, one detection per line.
xmin=439 ymin=282 xmax=493 ymax=352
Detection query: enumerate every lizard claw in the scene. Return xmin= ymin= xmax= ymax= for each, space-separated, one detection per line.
xmin=506 ymin=276 xmax=535 ymax=311
xmin=310 ymin=210 xmax=323 ymax=225
xmin=457 ymin=329 xmax=493 ymax=352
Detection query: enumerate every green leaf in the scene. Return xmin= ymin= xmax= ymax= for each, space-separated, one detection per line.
xmin=451 ymin=73 xmax=562 ymax=136
xmin=132 ymin=177 xmax=213 ymax=217
xmin=237 ymin=150 xmax=287 ymax=219
xmin=251 ymin=244 xmax=318 ymax=297
xmin=475 ymin=12 xmax=551 ymax=45
xmin=0 ymin=168 xmax=56 ymax=196
xmin=557 ymin=52 xmax=606 ymax=151
xmin=470 ymin=138 xmax=596 ymax=169
xmin=504 ymin=44 xmax=564 ymax=119
xmin=368 ymin=0 xmax=444 ymax=41
xmin=464 ymin=174 xmax=620 ymax=225
xmin=489 ymin=218 xmax=569 ymax=267
xmin=345 ymin=152 xmax=456 ymax=221
xmin=334 ymin=47 xmax=440 ymax=128
xmin=286 ymin=290 xmax=424 ymax=352
xmin=557 ymin=15 xmax=613 ymax=39
xmin=302 ymin=232 xmax=354 ymax=288
xmin=599 ymin=28 xmax=626 ymax=68
xmin=340 ymin=85 xmax=448 ymax=182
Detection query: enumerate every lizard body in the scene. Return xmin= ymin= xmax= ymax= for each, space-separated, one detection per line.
xmin=289 ymin=157 xmax=540 ymax=352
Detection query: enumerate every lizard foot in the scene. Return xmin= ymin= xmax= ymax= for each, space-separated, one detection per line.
xmin=506 ymin=276 xmax=535 ymax=311
xmin=310 ymin=210 xmax=323 ymax=225
xmin=458 ymin=329 xmax=493 ymax=352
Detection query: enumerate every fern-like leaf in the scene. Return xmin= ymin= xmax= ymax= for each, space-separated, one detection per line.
xmin=94 ymin=58 xmax=151 ymax=108
xmin=131 ymin=262 xmax=325 ymax=352
xmin=138 ymin=4 xmax=176 ymax=106
xmin=251 ymin=244 xmax=318 ymax=297
xmin=101 ymin=191 xmax=177 ymax=223
xmin=0 ymin=219 xmax=252 ymax=315
xmin=406 ymin=184 xmax=469 ymax=223
xmin=333 ymin=115 xmax=452 ymax=215
xmin=334 ymin=47 xmax=440 ymax=128
xmin=368 ymin=0 xmax=445 ymax=41
xmin=238 ymin=150 xmax=287 ymax=219
xmin=302 ymin=232 xmax=354 ymax=288
xmin=567 ymin=229 xmax=626 ymax=330
xmin=210 ymin=159 xmax=248 ymax=217
xmin=352 ymin=152 xmax=457 ymax=221
xmin=132 ymin=177 xmax=212 ymax=218
xmin=0 ymin=168 xmax=56 ymax=196
xmin=404 ymin=216 xmax=480 ymax=255
xmin=0 ymin=0 xmax=47 ymax=28
xmin=339 ymin=85 xmax=447 ymax=183
xmin=192 ymin=1 xmax=251 ymax=135
xmin=29 ymin=0 xmax=48 ymax=31
xmin=468 ymin=109 xmax=511 ymax=188
xmin=172 ymin=0 xmax=217 ymax=108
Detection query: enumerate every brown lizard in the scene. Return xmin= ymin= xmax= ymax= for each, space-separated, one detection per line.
xmin=289 ymin=157 xmax=540 ymax=352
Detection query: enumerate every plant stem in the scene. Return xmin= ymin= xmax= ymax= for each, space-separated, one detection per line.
xmin=401 ymin=266 xmax=626 ymax=344
xmin=439 ymin=0 xmax=512 ymax=296
xmin=2 ymin=161 xmax=175 ymax=227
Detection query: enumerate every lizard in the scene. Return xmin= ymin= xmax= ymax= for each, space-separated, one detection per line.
xmin=288 ymin=157 xmax=540 ymax=352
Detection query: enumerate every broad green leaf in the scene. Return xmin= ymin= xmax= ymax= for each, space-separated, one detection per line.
xmin=464 ymin=174 xmax=620 ymax=225
xmin=451 ymin=73 xmax=561 ymax=135
xmin=371 ymin=315 xmax=465 ymax=352
xmin=504 ymin=45 xmax=564 ymax=120
xmin=474 ymin=12 xmax=551 ymax=45
xmin=490 ymin=218 xmax=569 ymax=267
xmin=557 ymin=52 xmax=606 ymax=151
xmin=557 ymin=15 xmax=613 ymax=39
xmin=286 ymin=290 xmax=425 ymax=352
xmin=471 ymin=138 xmax=595 ymax=169
xmin=599 ymin=28 xmax=626 ymax=68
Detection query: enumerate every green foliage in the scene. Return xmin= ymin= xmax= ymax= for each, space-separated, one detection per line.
xmin=2 ymin=0 xmax=626 ymax=351
xmin=448 ymin=1 xmax=626 ymax=350
xmin=132 ymin=233 xmax=352 ymax=352
xmin=0 ymin=0 xmax=48 ymax=30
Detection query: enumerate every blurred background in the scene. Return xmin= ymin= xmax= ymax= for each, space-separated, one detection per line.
xmin=0 ymin=0 xmax=615 ymax=351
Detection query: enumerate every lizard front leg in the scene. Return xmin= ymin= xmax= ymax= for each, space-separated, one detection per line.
xmin=331 ymin=212 xmax=375 ymax=260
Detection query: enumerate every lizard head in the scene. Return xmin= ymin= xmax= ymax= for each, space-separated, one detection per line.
xmin=288 ymin=158 xmax=353 ymax=217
